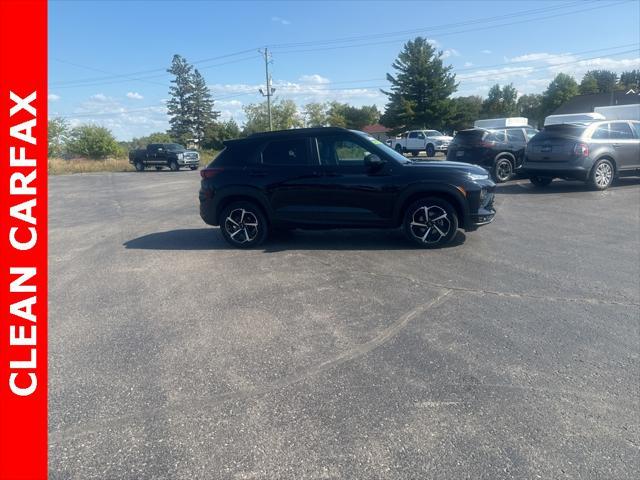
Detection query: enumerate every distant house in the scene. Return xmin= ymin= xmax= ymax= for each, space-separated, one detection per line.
xmin=552 ymin=91 xmax=640 ymax=115
xmin=361 ymin=123 xmax=392 ymax=141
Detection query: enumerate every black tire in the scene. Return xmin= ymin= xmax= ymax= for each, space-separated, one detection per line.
xmin=219 ymin=201 xmax=268 ymax=248
xmin=189 ymin=165 xmax=198 ymax=170
xmin=403 ymin=197 xmax=459 ymax=248
xmin=529 ymin=176 xmax=552 ymax=187
xmin=169 ymin=160 xmax=179 ymax=171
xmin=411 ymin=150 xmax=419 ymax=157
xmin=426 ymin=144 xmax=436 ymax=157
xmin=493 ymin=157 xmax=513 ymax=183
xmin=395 ymin=144 xmax=403 ymax=154
xmin=134 ymin=161 xmax=144 ymax=172
xmin=588 ymin=158 xmax=614 ymax=190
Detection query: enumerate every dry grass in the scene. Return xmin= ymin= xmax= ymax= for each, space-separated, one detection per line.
xmin=48 ymin=157 xmax=134 ymax=175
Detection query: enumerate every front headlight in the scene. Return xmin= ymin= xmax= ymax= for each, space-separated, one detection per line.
xmin=177 ymin=153 xmax=184 ymax=160
xmin=468 ymin=172 xmax=489 ymax=181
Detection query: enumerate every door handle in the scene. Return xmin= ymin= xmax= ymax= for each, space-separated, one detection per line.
xmin=612 ymin=143 xmax=621 ymax=148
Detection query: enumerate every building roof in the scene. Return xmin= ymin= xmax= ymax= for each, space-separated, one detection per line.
xmin=552 ymin=91 xmax=640 ymax=115
xmin=361 ymin=123 xmax=392 ymax=134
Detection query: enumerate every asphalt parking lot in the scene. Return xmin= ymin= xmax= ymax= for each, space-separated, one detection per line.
xmin=49 ymin=170 xmax=639 ymax=479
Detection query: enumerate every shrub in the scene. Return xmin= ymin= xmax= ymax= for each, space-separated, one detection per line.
xmin=66 ymin=124 xmax=119 ymax=159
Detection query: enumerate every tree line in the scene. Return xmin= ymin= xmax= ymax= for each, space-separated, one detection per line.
xmin=49 ymin=39 xmax=639 ymax=159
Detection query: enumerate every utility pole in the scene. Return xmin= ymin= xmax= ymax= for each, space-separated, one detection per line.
xmin=258 ymin=47 xmax=276 ymax=131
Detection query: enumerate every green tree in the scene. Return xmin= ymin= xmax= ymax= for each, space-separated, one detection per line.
xmin=243 ymin=99 xmax=303 ymax=134
xmin=129 ymin=131 xmax=174 ymax=150
xmin=540 ymin=73 xmax=579 ymax=119
xmin=303 ymin=102 xmax=328 ymax=127
xmin=191 ymin=68 xmax=219 ymax=145
xmin=201 ymin=119 xmax=242 ymax=150
xmin=579 ymin=70 xmax=618 ymax=94
xmin=66 ymin=124 xmax=119 ymax=159
xmin=516 ymin=93 xmax=543 ymax=128
xmin=166 ymin=54 xmax=194 ymax=144
xmin=619 ymin=70 xmax=640 ymax=91
xmin=48 ymin=117 xmax=69 ymax=158
xmin=449 ymin=96 xmax=482 ymax=132
xmin=326 ymin=102 xmax=380 ymax=129
xmin=381 ymin=37 xmax=457 ymax=130
xmin=481 ymin=83 xmax=518 ymax=118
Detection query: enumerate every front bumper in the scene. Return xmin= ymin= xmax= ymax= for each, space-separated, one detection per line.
xmin=433 ymin=143 xmax=449 ymax=151
xmin=178 ymin=159 xmax=199 ymax=166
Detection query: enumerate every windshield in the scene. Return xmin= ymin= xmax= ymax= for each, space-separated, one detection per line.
xmin=426 ymin=130 xmax=444 ymax=136
xmin=353 ymin=131 xmax=412 ymax=164
xmin=165 ymin=143 xmax=186 ymax=151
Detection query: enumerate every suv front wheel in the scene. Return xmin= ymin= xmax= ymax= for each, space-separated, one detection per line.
xmin=403 ymin=198 xmax=458 ymax=248
xmin=220 ymin=201 xmax=268 ymax=248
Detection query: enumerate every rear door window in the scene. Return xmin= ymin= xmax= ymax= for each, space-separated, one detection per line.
xmin=609 ymin=122 xmax=634 ymax=140
xmin=631 ymin=122 xmax=640 ymax=139
xmin=591 ymin=123 xmax=610 ymax=140
xmin=261 ymin=138 xmax=312 ymax=166
xmin=487 ymin=130 xmax=506 ymax=142
xmin=506 ymin=129 xmax=526 ymax=143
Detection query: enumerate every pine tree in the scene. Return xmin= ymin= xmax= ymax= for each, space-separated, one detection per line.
xmin=166 ymin=54 xmax=194 ymax=144
xmin=191 ymin=68 xmax=219 ymax=145
xmin=381 ymin=37 xmax=457 ymax=131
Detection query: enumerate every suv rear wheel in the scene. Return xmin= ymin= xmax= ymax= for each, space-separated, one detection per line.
xmin=403 ymin=197 xmax=458 ymax=248
xmin=589 ymin=158 xmax=614 ymax=190
xmin=493 ymin=158 xmax=513 ymax=183
xmin=220 ymin=201 xmax=268 ymax=248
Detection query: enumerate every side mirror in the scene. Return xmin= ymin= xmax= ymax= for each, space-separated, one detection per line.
xmin=364 ymin=153 xmax=385 ymax=168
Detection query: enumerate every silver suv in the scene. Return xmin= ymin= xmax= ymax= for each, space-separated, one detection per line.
xmin=523 ymin=120 xmax=640 ymax=190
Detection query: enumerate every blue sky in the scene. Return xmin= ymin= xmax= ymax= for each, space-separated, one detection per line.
xmin=49 ymin=0 xmax=640 ymax=140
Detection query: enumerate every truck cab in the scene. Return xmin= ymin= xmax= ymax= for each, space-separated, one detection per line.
xmin=390 ymin=130 xmax=453 ymax=157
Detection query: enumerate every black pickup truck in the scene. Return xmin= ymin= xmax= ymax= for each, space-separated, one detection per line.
xmin=129 ymin=143 xmax=200 ymax=171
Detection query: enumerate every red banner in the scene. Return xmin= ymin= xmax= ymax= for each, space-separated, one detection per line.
xmin=0 ymin=0 xmax=48 ymax=478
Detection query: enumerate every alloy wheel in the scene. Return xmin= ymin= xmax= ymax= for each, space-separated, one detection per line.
xmin=224 ymin=208 xmax=259 ymax=244
xmin=594 ymin=162 xmax=613 ymax=188
xmin=409 ymin=205 xmax=451 ymax=245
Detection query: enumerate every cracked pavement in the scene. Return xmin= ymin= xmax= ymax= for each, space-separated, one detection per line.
xmin=49 ymin=171 xmax=640 ymax=479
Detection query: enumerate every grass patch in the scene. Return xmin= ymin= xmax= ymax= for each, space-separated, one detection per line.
xmin=49 ymin=157 xmax=135 ymax=175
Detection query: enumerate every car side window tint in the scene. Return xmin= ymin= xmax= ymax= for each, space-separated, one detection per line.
xmin=262 ymin=139 xmax=310 ymax=166
xmin=609 ymin=122 xmax=634 ymax=140
xmin=591 ymin=124 xmax=610 ymax=140
xmin=416 ymin=132 xmax=425 ymax=139
xmin=507 ymin=129 xmax=526 ymax=142
xmin=631 ymin=122 xmax=640 ymax=139
xmin=525 ymin=128 xmax=538 ymax=140
xmin=488 ymin=130 xmax=506 ymax=142
xmin=408 ymin=132 xmax=418 ymax=139
xmin=317 ymin=136 xmax=372 ymax=166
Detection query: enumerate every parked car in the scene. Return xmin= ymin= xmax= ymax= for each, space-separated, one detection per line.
xmin=389 ymin=130 xmax=453 ymax=157
xmin=523 ymin=120 xmax=640 ymax=190
xmin=129 ymin=143 xmax=199 ymax=171
xmin=446 ymin=125 xmax=539 ymax=182
xmin=199 ymin=127 xmax=496 ymax=249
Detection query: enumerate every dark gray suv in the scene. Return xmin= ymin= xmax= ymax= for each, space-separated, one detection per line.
xmin=523 ymin=120 xmax=640 ymax=190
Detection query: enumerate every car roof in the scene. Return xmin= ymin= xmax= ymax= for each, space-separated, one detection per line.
xmin=224 ymin=127 xmax=351 ymax=146
xmin=460 ymin=125 xmax=535 ymax=132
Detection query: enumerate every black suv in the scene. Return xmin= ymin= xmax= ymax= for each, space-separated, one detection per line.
xmin=199 ymin=127 xmax=496 ymax=248
xmin=524 ymin=120 xmax=640 ymax=190
xmin=447 ymin=125 xmax=538 ymax=182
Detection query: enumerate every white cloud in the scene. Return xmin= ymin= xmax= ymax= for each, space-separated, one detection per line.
xmin=442 ymin=48 xmax=461 ymax=59
xmin=271 ymin=16 xmax=291 ymax=25
xmin=481 ymin=49 xmax=492 ymax=54
xmin=48 ymin=94 xmax=60 ymax=101
xmin=298 ymin=74 xmax=330 ymax=84
xmin=90 ymin=93 xmax=108 ymax=102
xmin=463 ymin=62 xmax=473 ymax=67
xmin=126 ymin=91 xmax=144 ymax=100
